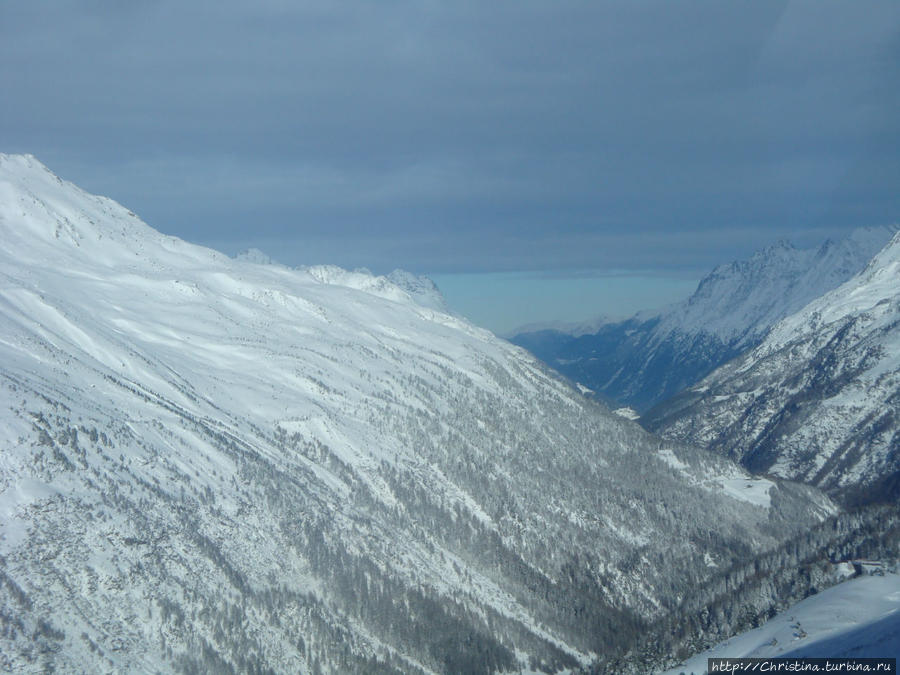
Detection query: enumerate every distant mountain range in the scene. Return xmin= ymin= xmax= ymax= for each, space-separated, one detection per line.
xmin=511 ymin=226 xmax=898 ymax=413
xmin=0 ymin=154 xmax=838 ymax=673
xmin=645 ymin=231 xmax=900 ymax=506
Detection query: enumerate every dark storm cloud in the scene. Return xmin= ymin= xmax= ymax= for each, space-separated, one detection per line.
xmin=1 ymin=0 xmax=898 ymax=273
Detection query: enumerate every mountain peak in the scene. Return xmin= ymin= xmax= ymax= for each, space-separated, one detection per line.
xmin=647 ymin=230 xmax=900 ymax=501
xmin=510 ymin=225 xmax=897 ymax=412
xmin=0 ymin=151 xmax=166 ymax=265
xmin=0 ymin=152 xmax=45 ymax=170
xmin=659 ymin=226 xmax=897 ymax=347
xmin=1 ymin=155 xmax=452 ymax=318
xmin=234 ymin=247 xmax=277 ymax=265
xmin=762 ymin=238 xmax=796 ymax=254
xmin=762 ymin=229 xmax=900 ymax=352
xmin=386 ymin=269 xmax=449 ymax=312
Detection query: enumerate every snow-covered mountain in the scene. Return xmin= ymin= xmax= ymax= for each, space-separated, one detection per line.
xmin=385 ymin=269 xmax=449 ymax=313
xmin=662 ymin=568 xmax=900 ymax=674
xmin=511 ymin=227 xmax=897 ymax=413
xmin=645 ymin=232 xmax=900 ymax=505
xmin=0 ymin=154 xmax=836 ymax=673
xmin=235 ymin=248 xmax=450 ymax=314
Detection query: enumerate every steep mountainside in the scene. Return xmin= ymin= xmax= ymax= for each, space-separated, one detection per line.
xmin=663 ymin=569 xmax=900 ymax=674
xmin=0 ymin=154 xmax=835 ymax=673
xmin=645 ymin=233 xmax=900 ymax=505
xmin=511 ymin=227 xmax=897 ymax=413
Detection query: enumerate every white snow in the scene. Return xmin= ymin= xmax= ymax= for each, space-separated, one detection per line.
xmin=613 ymin=406 xmax=640 ymax=420
xmin=515 ymin=226 xmax=897 ymax=351
xmin=654 ymin=229 xmax=898 ymax=348
xmin=718 ymin=477 xmax=774 ymax=508
xmin=763 ymin=231 xmax=900 ymax=354
xmin=662 ymin=571 xmax=900 ymax=674
xmin=0 ymin=478 xmax=60 ymax=553
xmin=656 ymin=230 xmax=900 ymax=491
xmin=0 ymin=153 xmax=838 ymax=673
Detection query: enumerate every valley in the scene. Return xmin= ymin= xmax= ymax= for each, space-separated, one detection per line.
xmin=0 ymin=155 xmax=896 ymax=673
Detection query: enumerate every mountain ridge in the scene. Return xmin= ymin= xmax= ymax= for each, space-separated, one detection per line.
xmin=0 ymin=154 xmax=836 ymax=673
xmin=510 ymin=224 xmax=898 ymax=412
xmin=644 ymin=231 xmax=900 ymax=505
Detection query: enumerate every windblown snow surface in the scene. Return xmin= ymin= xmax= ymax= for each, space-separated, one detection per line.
xmin=0 ymin=154 xmax=834 ymax=673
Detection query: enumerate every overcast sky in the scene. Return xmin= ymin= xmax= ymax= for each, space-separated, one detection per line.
xmin=2 ymin=2 xmax=898 ymax=332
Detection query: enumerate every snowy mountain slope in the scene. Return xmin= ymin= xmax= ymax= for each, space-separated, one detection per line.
xmin=656 ymin=229 xmax=897 ymax=348
xmin=235 ymin=247 xmax=449 ymax=314
xmin=511 ymin=227 xmax=897 ymax=412
xmin=0 ymin=154 xmax=835 ymax=674
xmin=385 ymin=269 xmax=449 ymax=313
xmin=662 ymin=570 xmax=900 ymax=674
xmin=645 ymin=233 xmax=900 ymax=505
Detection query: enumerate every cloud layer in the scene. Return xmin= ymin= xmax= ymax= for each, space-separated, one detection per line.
xmin=2 ymin=1 xmax=898 ymax=273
